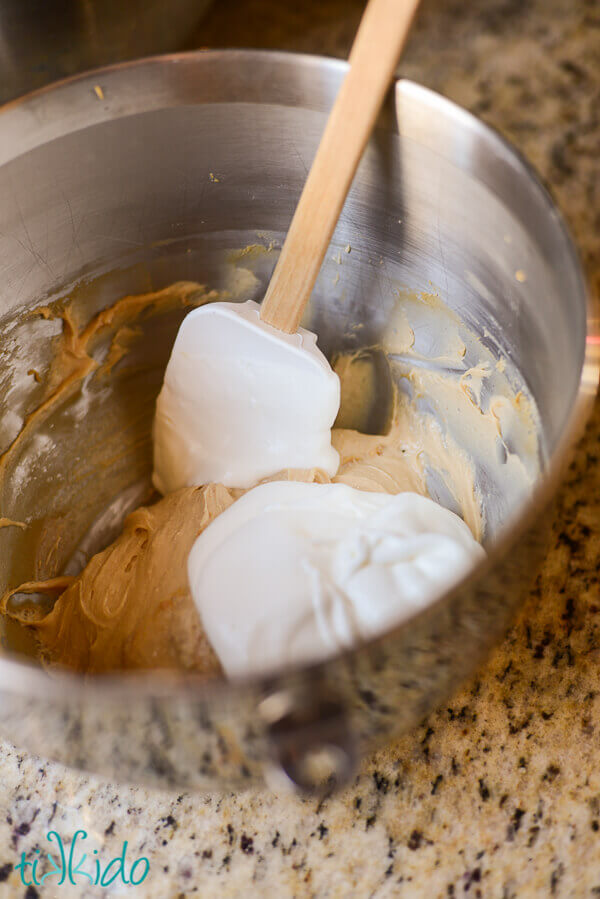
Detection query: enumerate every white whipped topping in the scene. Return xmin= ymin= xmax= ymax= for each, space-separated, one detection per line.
xmin=187 ymin=481 xmax=485 ymax=678
xmin=152 ymin=300 xmax=340 ymax=493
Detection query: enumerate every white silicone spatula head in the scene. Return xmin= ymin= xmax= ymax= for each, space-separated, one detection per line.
xmin=153 ymin=0 xmax=421 ymax=492
xmin=153 ymin=300 xmax=340 ymax=493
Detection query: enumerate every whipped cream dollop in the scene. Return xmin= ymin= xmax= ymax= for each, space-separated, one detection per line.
xmin=153 ymin=300 xmax=340 ymax=493
xmin=188 ymin=481 xmax=485 ymax=678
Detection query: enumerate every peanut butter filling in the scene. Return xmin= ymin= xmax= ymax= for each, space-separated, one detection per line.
xmin=0 ymin=270 xmax=539 ymax=676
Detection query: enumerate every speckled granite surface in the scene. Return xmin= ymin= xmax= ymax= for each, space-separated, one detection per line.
xmin=0 ymin=0 xmax=598 ymax=896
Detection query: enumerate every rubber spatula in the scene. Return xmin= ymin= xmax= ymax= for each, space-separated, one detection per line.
xmin=153 ymin=0 xmax=422 ymax=495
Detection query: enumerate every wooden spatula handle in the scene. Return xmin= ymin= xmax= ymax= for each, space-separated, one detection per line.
xmin=260 ymin=0 xmax=421 ymax=334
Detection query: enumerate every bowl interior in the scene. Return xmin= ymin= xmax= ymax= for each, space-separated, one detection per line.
xmin=0 ymin=54 xmax=587 ymax=668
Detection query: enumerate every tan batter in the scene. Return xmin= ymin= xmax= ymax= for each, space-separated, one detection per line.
xmin=0 ymin=273 xmax=538 ymax=677
xmin=0 ymin=420 xmax=432 ymax=675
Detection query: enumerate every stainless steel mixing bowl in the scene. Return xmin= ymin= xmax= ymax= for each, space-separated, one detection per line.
xmin=0 ymin=51 xmax=596 ymax=792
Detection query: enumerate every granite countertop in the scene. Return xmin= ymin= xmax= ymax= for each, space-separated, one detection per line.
xmin=0 ymin=0 xmax=598 ymax=896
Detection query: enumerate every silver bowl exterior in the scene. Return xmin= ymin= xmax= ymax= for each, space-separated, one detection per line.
xmin=0 ymin=51 xmax=596 ymax=792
